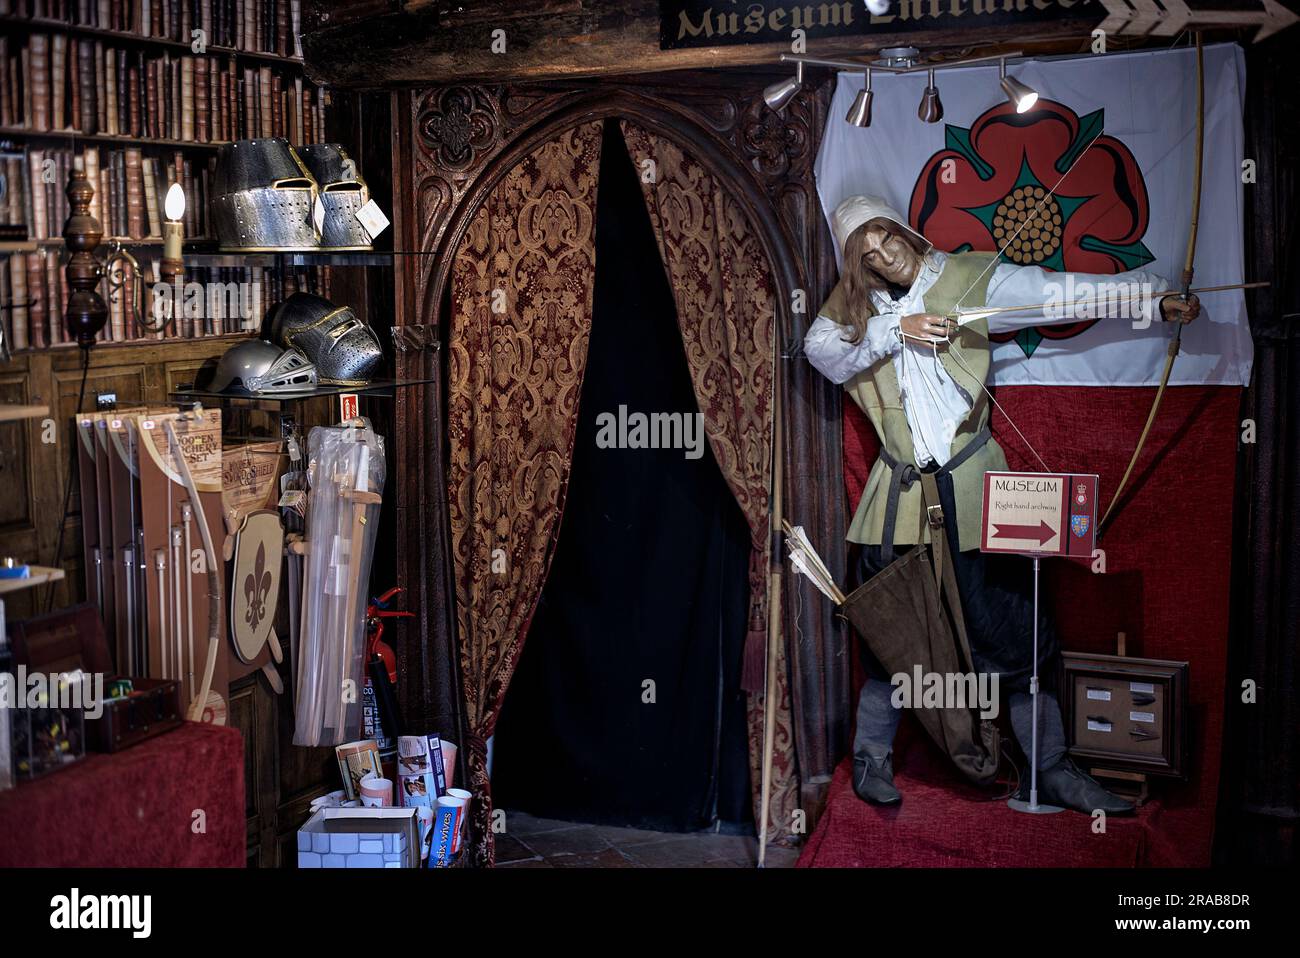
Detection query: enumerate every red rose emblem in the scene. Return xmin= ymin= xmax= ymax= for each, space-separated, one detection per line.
xmin=909 ymin=99 xmax=1155 ymax=356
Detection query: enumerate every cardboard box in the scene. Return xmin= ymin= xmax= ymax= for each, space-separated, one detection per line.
xmin=296 ymin=807 xmax=419 ymax=869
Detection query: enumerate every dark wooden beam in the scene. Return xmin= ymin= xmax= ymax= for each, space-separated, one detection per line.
xmin=303 ymin=0 xmax=1101 ymax=88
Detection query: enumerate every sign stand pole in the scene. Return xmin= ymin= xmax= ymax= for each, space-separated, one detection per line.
xmin=1007 ymin=555 xmax=1064 ymax=815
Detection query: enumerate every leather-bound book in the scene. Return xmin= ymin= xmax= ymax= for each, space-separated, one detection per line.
xmin=8 ymin=253 xmax=29 ymax=351
xmin=226 ymin=59 xmax=236 ymax=140
xmin=93 ymin=42 xmax=107 ymax=134
xmin=104 ymin=47 xmax=118 ymax=136
xmin=142 ymin=155 xmax=160 ymax=237
xmin=128 ymin=57 xmax=140 ymax=137
xmin=77 ymin=39 xmax=96 ymax=133
xmin=26 ymin=252 xmax=46 ymax=349
xmin=152 ymin=0 xmax=162 ymax=41
xmin=194 ymin=56 xmax=207 ymax=142
xmin=4 ymin=158 xmax=22 ymax=228
xmin=271 ymin=72 xmax=281 ymax=138
xmin=144 ymin=58 xmax=155 ymax=139
xmin=27 ymin=151 xmax=47 ymax=240
xmin=82 ymin=147 xmax=100 ymax=226
xmin=277 ymin=0 xmax=288 ymax=57
xmin=29 ymin=34 xmax=50 ymax=132
xmin=98 ymin=0 xmax=110 ymax=31
xmin=50 ymin=34 xmax=66 ymax=130
xmin=116 ymin=49 xmax=128 ymax=137
xmin=125 ymin=147 xmax=143 ymax=239
xmin=0 ymin=38 xmax=10 ymax=129
xmin=181 ymin=56 xmax=194 ymax=141
xmin=67 ymin=38 xmax=80 ymax=132
xmin=45 ymin=248 xmax=63 ymax=345
xmin=243 ymin=67 xmax=254 ymax=139
xmin=181 ymin=0 xmax=192 ymax=41
xmin=291 ymin=0 xmax=302 ymax=58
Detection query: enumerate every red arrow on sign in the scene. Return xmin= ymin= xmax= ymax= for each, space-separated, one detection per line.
xmin=992 ymin=521 xmax=1056 ymax=546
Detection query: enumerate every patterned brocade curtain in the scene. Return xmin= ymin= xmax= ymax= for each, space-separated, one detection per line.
xmin=619 ymin=120 xmax=799 ymax=841
xmin=447 ymin=122 xmax=603 ymax=866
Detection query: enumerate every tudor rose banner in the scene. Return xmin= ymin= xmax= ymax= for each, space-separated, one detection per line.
xmin=815 ymin=43 xmax=1252 ymax=387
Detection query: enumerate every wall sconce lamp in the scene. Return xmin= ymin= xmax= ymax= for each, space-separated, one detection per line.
xmin=1000 ymin=58 xmax=1039 ymax=113
xmin=918 ymin=68 xmax=943 ymax=123
xmin=763 ymin=60 xmax=804 ymax=111
xmin=773 ymin=49 xmax=1035 ymax=126
xmin=846 ymin=69 xmax=873 ymax=128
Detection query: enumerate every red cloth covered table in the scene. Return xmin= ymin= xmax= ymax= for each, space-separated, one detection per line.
xmin=0 ymin=722 xmax=244 ymax=867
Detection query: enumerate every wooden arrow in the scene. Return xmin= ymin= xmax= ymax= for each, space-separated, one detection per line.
xmin=952 ymin=280 xmax=1269 ymax=326
xmin=1099 ymin=0 xmax=1299 ymax=43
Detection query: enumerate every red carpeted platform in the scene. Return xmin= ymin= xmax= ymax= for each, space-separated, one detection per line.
xmin=799 ymin=732 xmax=1182 ymax=867
xmin=0 ymin=721 xmax=245 ymax=867
xmin=805 ymin=384 xmax=1239 ymax=868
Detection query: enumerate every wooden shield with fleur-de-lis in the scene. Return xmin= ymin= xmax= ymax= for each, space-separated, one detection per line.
xmin=230 ymin=509 xmax=284 ymax=663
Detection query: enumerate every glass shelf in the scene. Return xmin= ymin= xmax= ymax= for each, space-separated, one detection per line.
xmin=169 ymin=377 xmax=437 ymax=407
xmin=186 ymin=252 xmax=397 ymax=268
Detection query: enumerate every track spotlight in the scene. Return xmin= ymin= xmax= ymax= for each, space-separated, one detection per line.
xmin=918 ymin=68 xmax=942 ymax=123
xmin=846 ymin=69 xmax=873 ymax=127
xmin=1000 ymin=59 xmax=1039 ymax=113
xmin=764 ymin=61 xmax=804 ymax=111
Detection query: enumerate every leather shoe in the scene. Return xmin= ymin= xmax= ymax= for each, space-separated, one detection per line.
xmin=1030 ymin=758 xmax=1135 ymax=815
xmin=852 ymin=752 xmax=901 ymax=806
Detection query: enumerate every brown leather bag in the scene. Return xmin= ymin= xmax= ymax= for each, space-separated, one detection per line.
xmin=839 ymin=472 xmax=1002 ymax=786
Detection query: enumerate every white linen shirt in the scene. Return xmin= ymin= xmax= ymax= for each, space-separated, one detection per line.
xmin=804 ymin=251 xmax=1176 ymax=466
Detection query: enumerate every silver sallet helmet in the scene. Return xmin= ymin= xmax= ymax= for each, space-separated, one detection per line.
xmin=268 ymin=293 xmax=384 ymax=386
xmin=212 ymin=138 xmax=321 ymax=252
xmin=210 ymin=339 xmax=318 ymax=395
xmin=296 ymin=143 xmax=373 ymax=251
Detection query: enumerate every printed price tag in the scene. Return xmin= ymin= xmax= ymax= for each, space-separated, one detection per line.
xmin=356 ymin=200 xmax=390 ymax=240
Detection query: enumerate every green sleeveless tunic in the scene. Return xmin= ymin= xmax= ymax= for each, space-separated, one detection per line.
xmin=818 ymin=251 xmax=1009 ymax=552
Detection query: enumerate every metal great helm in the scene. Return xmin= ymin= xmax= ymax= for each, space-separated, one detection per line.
xmin=212 ymin=138 xmax=321 ymax=252
xmin=268 ymin=293 xmax=383 ymax=386
xmin=210 ymin=339 xmax=318 ymax=395
xmin=296 ymin=144 xmax=374 ymax=251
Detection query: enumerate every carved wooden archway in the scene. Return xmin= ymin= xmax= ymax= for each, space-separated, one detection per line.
xmin=390 ymin=75 xmax=852 ymax=827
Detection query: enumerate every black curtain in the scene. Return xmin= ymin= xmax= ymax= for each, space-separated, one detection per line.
xmin=492 ymin=118 xmax=753 ymax=832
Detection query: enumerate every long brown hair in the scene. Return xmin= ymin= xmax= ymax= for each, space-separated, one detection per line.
xmin=840 ymin=218 xmax=932 ymax=344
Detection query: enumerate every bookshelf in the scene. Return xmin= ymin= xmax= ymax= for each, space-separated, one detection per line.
xmin=0 ymin=0 xmax=328 ymax=353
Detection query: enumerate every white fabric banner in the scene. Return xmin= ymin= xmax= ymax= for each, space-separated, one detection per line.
xmin=815 ymin=43 xmax=1252 ymax=387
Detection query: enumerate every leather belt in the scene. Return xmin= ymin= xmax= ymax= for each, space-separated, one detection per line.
xmin=877 ymin=426 xmax=991 ymax=562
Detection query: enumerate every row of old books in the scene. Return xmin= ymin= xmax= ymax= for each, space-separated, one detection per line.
xmin=0 ymin=32 xmax=326 ymax=144
xmin=0 ymin=0 xmax=304 ymax=59
xmin=1 ymin=255 xmax=333 ymax=349
xmin=4 ymin=146 xmax=210 ymax=240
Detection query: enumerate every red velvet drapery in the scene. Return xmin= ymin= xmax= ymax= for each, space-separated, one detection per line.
xmin=619 ymin=120 xmax=799 ymax=843
xmin=448 ymin=118 xmax=802 ymax=862
xmin=447 ymin=122 xmax=603 ymax=866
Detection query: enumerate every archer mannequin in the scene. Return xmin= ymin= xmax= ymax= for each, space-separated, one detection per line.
xmin=807 ymin=194 xmax=1200 ymax=814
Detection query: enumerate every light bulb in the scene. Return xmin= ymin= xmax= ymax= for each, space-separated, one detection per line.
xmin=164 ymin=183 xmax=186 ymax=222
